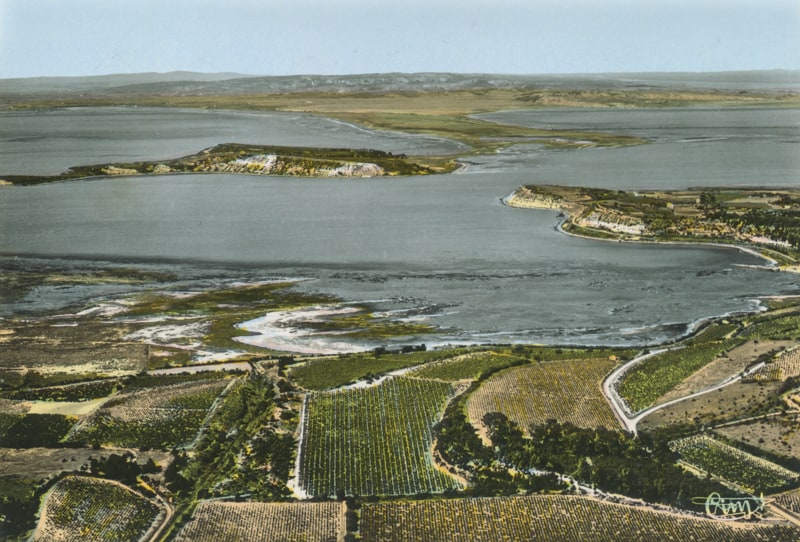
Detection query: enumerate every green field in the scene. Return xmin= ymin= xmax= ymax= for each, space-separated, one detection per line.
xmin=297 ymin=376 xmax=462 ymax=497
xmin=33 ymin=476 xmax=162 ymax=542
xmin=67 ymin=380 xmax=229 ymax=449
xmin=289 ymin=348 xmax=477 ymax=390
xmin=671 ymin=435 xmax=800 ymax=493
xmin=618 ymin=341 xmax=732 ymax=412
xmin=407 ymin=351 xmax=526 ymax=381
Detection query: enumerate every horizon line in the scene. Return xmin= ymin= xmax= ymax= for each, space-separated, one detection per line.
xmin=3 ymin=68 xmax=800 ymax=82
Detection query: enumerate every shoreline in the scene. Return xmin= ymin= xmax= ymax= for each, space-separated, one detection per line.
xmin=501 ymin=190 xmax=791 ymax=272
xmin=0 ymin=250 xmax=779 ymax=357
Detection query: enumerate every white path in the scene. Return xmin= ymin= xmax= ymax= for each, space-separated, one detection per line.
xmin=602 ymin=348 xmax=766 ymax=435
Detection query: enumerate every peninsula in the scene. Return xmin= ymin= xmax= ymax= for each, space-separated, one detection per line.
xmin=505 ymin=184 xmax=800 ymax=270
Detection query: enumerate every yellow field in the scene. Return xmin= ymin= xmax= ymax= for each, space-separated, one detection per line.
xmin=466 ymin=357 xmax=620 ymax=436
xmin=361 ymin=495 xmax=800 ymax=542
xmin=175 ymin=501 xmax=346 ymax=542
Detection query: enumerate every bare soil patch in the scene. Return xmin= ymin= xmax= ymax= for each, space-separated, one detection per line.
xmin=655 ymin=340 xmax=793 ymax=405
xmin=714 ymin=413 xmax=800 ymax=460
xmin=0 ymin=447 xmax=172 ymax=483
xmin=0 ymin=319 xmax=148 ymax=382
xmin=639 ymin=380 xmax=784 ymax=430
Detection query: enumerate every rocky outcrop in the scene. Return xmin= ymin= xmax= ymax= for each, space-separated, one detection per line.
xmin=579 ymin=210 xmax=645 ymax=236
xmin=101 ymin=166 xmax=139 ymax=175
xmin=208 ymin=154 xmax=385 ymax=178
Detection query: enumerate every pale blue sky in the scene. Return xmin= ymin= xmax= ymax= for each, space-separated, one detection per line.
xmin=1 ymin=0 xmax=798 ymax=78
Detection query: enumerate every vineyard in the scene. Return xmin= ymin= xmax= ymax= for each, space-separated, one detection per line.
xmin=33 ymin=476 xmax=163 ymax=542
xmin=359 ymin=494 xmax=800 ymax=542
xmin=175 ymin=501 xmax=346 ymax=542
xmin=774 ymin=490 xmax=800 ymax=515
xmin=407 ymin=351 xmax=524 ymax=381
xmin=0 ymin=379 xmax=119 ymax=402
xmin=289 ymin=348 xmax=475 ymax=391
xmin=0 ymin=413 xmax=77 ymax=448
xmin=297 ymin=376 xmax=462 ymax=497
xmin=466 ymin=357 xmax=619 ymax=435
xmin=127 ymin=370 xmax=234 ymax=389
xmin=741 ymin=311 xmax=800 ymax=341
xmin=618 ymin=342 xmax=729 ymax=412
xmin=67 ymin=379 xmax=230 ymax=449
xmin=670 ymin=435 xmax=800 ymax=493
xmin=748 ymin=347 xmax=800 ymax=381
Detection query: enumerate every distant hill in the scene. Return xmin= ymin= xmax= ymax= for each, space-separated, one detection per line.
xmin=0 ymin=71 xmax=249 ymax=95
xmin=1 ymin=70 xmax=798 ymax=99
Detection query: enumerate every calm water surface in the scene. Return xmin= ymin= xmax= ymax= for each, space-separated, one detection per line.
xmin=1 ymin=106 xmax=798 ymax=347
xmin=0 ymin=107 xmax=465 ymax=176
xmin=471 ymin=108 xmax=800 ymax=188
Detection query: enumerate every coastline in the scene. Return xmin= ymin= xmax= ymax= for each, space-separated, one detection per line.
xmin=501 ymin=189 xmax=794 ymax=272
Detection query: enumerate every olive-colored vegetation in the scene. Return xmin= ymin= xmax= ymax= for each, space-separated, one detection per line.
xmin=360 ymin=494 xmax=800 ymax=542
xmin=407 ymin=351 xmax=526 ymax=382
xmin=670 ymin=435 xmax=800 ymax=493
xmin=33 ymin=476 xmax=162 ymax=542
xmin=126 ymin=281 xmax=333 ymax=318
xmin=126 ymin=370 xmax=235 ymax=389
xmin=484 ymin=416 xmax=735 ymax=509
xmin=619 ymin=341 xmax=734 ymax=413
xmin=294 ymin=308 xmax=435 ymax=341
xmin=467 ymin=356 xmax=621 ymax=432
xmin=3 ymin=79 xmax=800 ymax=538
xmin=741 ymin=310 xmax=800 ymax=342
xmin=291 ymin=345 xmax=629 ymax=391
xmin=298 ymin=377 xmax=461 ymax=497
xmin=0 ymin=379 xmax=121 ymax=402
xmin=11 ymin=86 xmax=796 ymax=159
xmin=510 ymin=185 xmax=800 ymax=265
xmin=175 ymin=501 xmax=346 ymax=542
xmin=66 ymin=379 xmax=229 ymax=450
xmin=619 ymin=308 xmax=800 ymax=414
xmin=125 ymin=282 xmax=334 ymax=353
xmin=328 ymin=110 xmax=644 ymax=154
xmin=0 ymin=414 xmax=77 ymax=448
xmin=178 ymin=373 xmax=295 ymax=501
xmin=2 ymin=143 xmax=440 ymax=186
xmin=289 ymin=347 xmax=474 ymax=391
xmin=126 ymin=283 xmax=429 ymax=355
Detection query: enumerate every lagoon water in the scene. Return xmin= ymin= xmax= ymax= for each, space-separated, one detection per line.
xmin=1 ymin=106 xmax=798 ymax=347
xmin=471 ymin=108 xmax=800 ymax=187
xmin=0 ymin=107 xmax=466 ymax=176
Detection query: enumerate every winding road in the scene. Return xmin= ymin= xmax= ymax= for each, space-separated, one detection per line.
xmin=602 ymin=349 xmax=766 ymax=435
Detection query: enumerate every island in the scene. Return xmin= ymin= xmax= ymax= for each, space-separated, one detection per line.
xmin=0 ymin=144 xmax=446 ymax=186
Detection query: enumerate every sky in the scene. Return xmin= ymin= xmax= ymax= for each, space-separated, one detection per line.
xmin=1 ymin=0 xmax=798 ymax=78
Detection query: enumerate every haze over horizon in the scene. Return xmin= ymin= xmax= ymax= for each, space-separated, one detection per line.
xmin=2 ymin=0 xmax=798 ymax=79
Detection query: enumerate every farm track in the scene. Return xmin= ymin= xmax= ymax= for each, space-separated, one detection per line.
xmin=602 ymin=349 xmax=766 ymax=434
xmin=144 ymin=485 xmax=174 ymax=542
xmin=185 ymin=377 xmax=241 ymax=451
